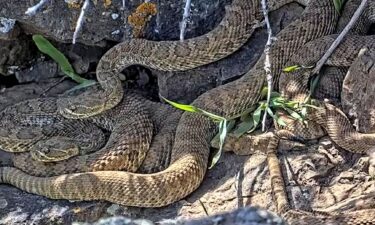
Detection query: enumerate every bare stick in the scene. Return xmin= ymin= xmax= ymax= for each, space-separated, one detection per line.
xmin=312 ymin=0 xmax=368 ymax=74
xmin=25 ymin=0 xmax=50 ymax=16
xmin=39 ymin=76 xmax=67 ymax=97
xmin=73 ymin=0 xmax=90 ymax=44
xmin=180 ymin=0 xmax=192 ymax=41
xmin=261 ymin=0 xmax=273 ymax=132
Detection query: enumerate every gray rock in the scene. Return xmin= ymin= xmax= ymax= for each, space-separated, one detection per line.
xmin=15 ymin=61 xmax=59 ymax=83
xmin=0 ymin=37 xmax=34 ymax=76
xmin=0 ymin=0 xmax=232 ymax=45
xmin=74 ymin=207 xmax=285 ymax=225
xmin=0 ymin=185 xmax=111 ymax=225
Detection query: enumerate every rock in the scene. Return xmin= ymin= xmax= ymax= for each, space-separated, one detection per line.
xmin=74 ymin=207 xmax=285 ymax=225
xmin=15 ymin=61 xmax=59 ymax=83
xmin=74 ymin=217 xmax=154 ymax=225
xmin=0 ymin=0 xmax=233 ymax=45
xmin=0 ymin=185 xmax=110 ymax=225
xmin=0 ymin=36 xmax=35 ymax=76
xmin=342 ymin=48 xmax=375 ymax=133
xmin=64 ymin=44 xmax=105 ymax=75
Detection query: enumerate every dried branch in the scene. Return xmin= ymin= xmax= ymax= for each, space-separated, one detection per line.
xmin=25 ymin=0 xmax=50 ymax=16
xmin=312 ymin=0 xmax=368 ymax=74
xmin=180 ymin=0 xmax=192 ymax=40
xmin=261 ymin=0 xmax=273 ymax=132
xmin=73 ymin=0 xmax=90 ymax=44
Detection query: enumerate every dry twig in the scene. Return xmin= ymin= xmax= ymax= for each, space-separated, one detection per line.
xmin=312 ymin=0 xmax=368 ymax=74
xmin=25 ymin=0 xmax=50 ymax=16
xmin=261 ymin=0 xmax=273 ymax=131
xmin=73 ymin=0 xmax=90 ymax=44
xmin=180 ymin=0 xmax=192 ymax=40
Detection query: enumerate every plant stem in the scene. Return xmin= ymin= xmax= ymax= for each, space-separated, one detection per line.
xmin=261 ymin=0 xmax=273 ymax=132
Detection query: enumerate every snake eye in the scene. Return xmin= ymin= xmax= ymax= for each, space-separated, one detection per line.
xmin=69 ymin=105 xmax=77 ymax=111
xmin=42 ymin=147 xmax=49 ymax=154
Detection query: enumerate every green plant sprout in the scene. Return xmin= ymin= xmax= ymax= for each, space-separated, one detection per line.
xmin=161 ymin=88 xmax=317 ymax=168
xmin=333 ymin=0 xmax=346 ymax=13
xmin=32 ymin=34 xmax=96 ymax=91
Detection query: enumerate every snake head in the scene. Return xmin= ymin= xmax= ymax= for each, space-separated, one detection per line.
xmin=57 ymin=96 xmax=106 ymax=119
xmin=31 ymin=138 xmax=79 ymax=162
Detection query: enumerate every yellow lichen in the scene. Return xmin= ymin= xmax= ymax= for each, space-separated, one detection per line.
xmin=66 ymin=0 xmax=83 ymax=9
xmin=72 ymin=207 xmax=83 ymax=213
xmin=103 ymin=0 xmax=112 ymax=8
xmin=135 ymin=2 xmax=157 ymax=16
xmin=66 ymin=0 xmax=110 ymax=8
xmin=128 ymin=2 xmax=157 ymax=38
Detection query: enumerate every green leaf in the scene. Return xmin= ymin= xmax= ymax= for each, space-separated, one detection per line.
xmin=232 ymin=119 xmax=255 ymax=138
xmin=240 ymin=112 xmax=252 ymax=122
xmin=333 ymin=0 xmax=345 ymax=13
xmin=303 ymin=103 xmax=319 ymax=109
xmin=309 ymin=74 xmax=321 ymax=96
xmin=284 ymin=100 xmax=299 ymax=109
xmin=283 ymin=107 xmax=303 ymax=122
xmin=32 ymin=35 xmax=92 ymax=84
xmin=161 ymin=96 xmax=227 ymax=122
xmin=301 ymin=107 xmax=307 ymax=118
xmin=160 ymin=96 xmax=200 ymax=113
xmin=209 ymin=119 xmax=227 ymax=169
xmin=272 ymin=96 xmax=287 ymax=103
xmin=270 ymin=99 xmax=286 ymax=108
xmin=260 ymin=102 xmax=268 ymax=110
xmin=249 ymin=106 xmax=263 ymax=133
xmin=161 ymin=96 xmax=231 ymax=167
xmin=270 ymin=91 xmax=281 ymax=98
xmin=219 ymin=120 xmax=227 ymax=147
xmin=210 ymin=120 xmax=235 ymax=146
xmin=261 ymin=88 xmax=282 ymax=100
xmin=276 ymin=115 xmax=287 ymax=127
xmin=283 ymin=65 xmax=301 ymax=73
xmin=266 ymin=107 xmax=275 ymax=118
xmin=227 ymin=120 xmax=236 ymax=132
xmin=261 ymin=86 xmax=268 ymax=98
xmin=65 ymin=80 xmax=98 ymax=93
xmin=200 ymin=109 xmax=226 ymax=122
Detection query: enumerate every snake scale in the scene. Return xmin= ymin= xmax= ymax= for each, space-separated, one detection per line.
xmin=1 ymin=0 xmax=375 ymax=224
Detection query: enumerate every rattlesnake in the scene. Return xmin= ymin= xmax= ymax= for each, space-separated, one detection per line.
xmin=1 ymin=0 xmax=375 ymax=224
xmin=1 ymin=91 xmax=181 ymax=177
xmin=0 ymin=98 xmax=107 ymax=162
